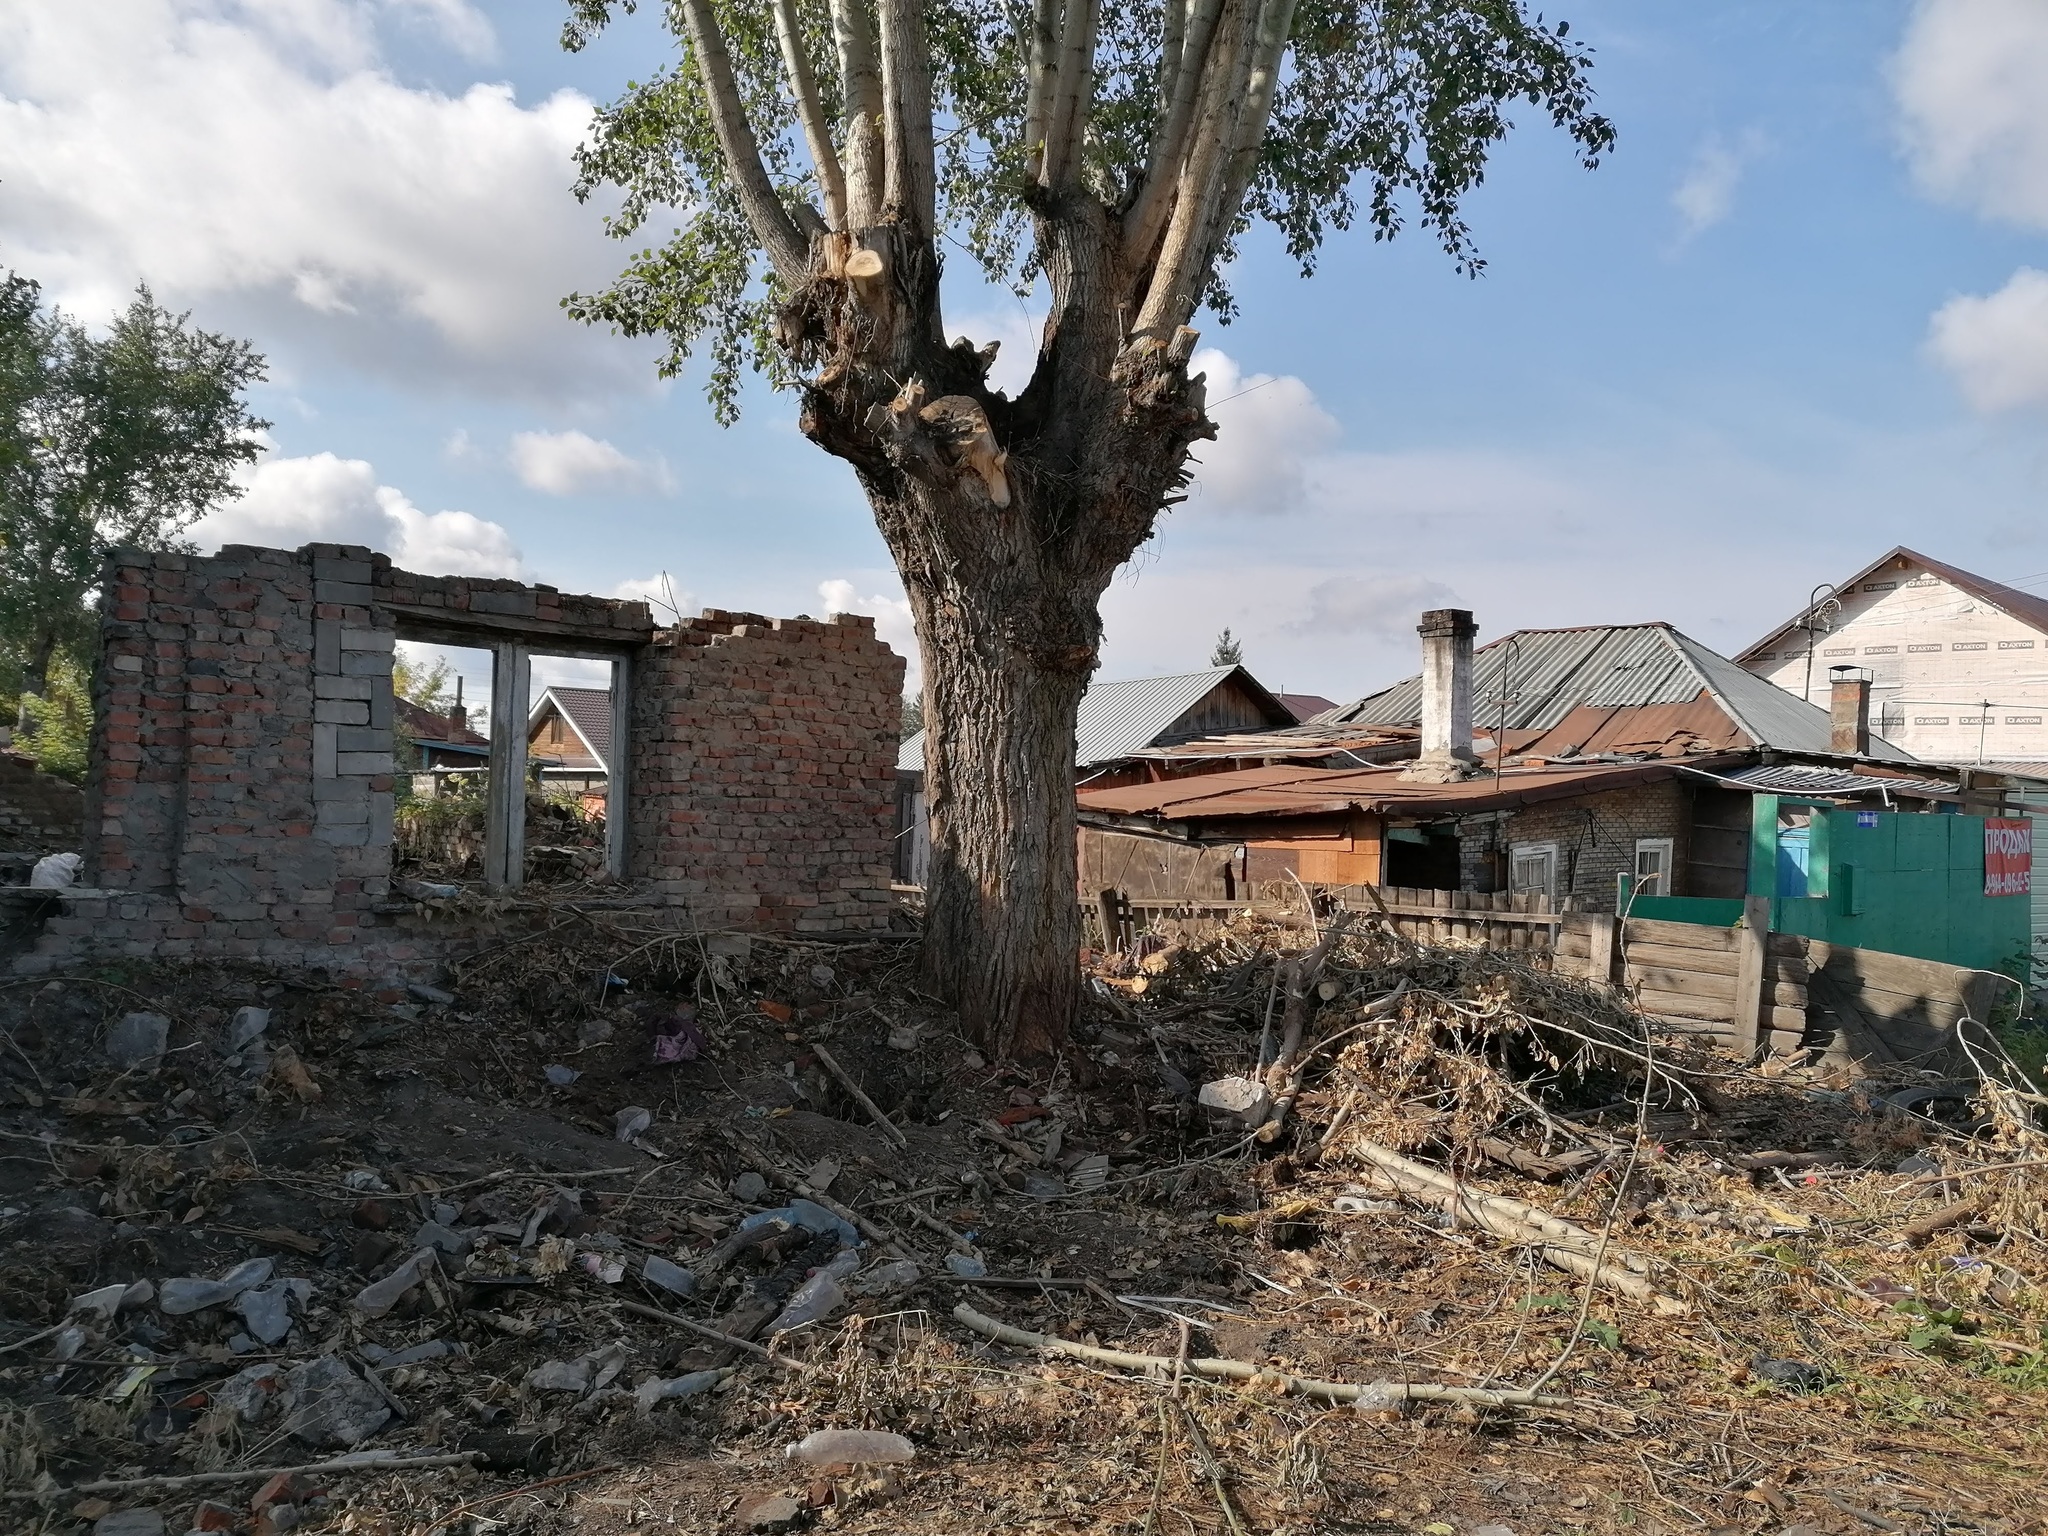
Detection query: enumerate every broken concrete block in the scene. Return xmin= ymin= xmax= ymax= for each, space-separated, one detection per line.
xmin=1197 ymin=1075 xmax=1271 ymax=1124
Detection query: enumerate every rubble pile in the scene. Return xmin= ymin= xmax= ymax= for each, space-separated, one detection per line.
xmin=0 ymin=908 xmax=2045 ymax=1534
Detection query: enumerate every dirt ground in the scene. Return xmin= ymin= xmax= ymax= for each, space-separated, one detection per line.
xmin=2 ymin=905 xmax=2045 ymax=1536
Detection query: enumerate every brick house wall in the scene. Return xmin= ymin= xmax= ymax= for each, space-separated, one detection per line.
xmin=1477 ymin=778 xmax=1696 ymax=913
xmin=0 ymin=751 xmax=85 ymax=858
xmin=630 ymin=610 xmax=903 ymax=933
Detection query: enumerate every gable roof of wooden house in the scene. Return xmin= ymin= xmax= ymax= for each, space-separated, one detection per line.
xmin=897 ymin=665 xmax=1297 ymax=774
xmin=528 ymin=686 xmax=613 ymax=772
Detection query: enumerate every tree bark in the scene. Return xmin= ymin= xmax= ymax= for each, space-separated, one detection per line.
xmin=786 ymin=198 xmax=1211 ymax=1056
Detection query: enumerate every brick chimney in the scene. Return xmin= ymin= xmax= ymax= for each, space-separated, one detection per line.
xmin=1400 ymin=608 xmax=1479 ymax=783
xmin=448 ymin=675 xmax=467 ymax=734
xmin=1829 ymin=666 xmax=1871 ymax=756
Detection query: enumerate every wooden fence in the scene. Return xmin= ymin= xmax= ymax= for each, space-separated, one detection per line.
xmin=1099 ymin=884 xmax=1559 ymax=952
xmin=1554 ymin=901 xmax=1810 ymax=1057
xmin=1804 ymin=943 xmax=2011 ymax=1075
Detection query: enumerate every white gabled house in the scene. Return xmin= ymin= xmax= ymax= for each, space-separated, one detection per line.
xmin=1736 ymin=546 xmax=2048 ymax=771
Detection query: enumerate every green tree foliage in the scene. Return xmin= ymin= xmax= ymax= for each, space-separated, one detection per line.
xmin=1210 ymin=627 xmax=1242 ymax=666
xmin=0 ymin=273 xmax=268 ymax=714
xmin=12 ymin=653 xmax=93 ymax=782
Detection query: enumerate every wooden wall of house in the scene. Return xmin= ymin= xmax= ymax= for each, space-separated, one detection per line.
xmin=1164 ymin=678 xmax=1293 ymax=742
xmin=1745 ymin=554 xmax=2048 ymax=764
xmin=1684 ymin=785 xmax=1751 ymax=899
xmin=1252 ymin=812 xmax=1382 ymax=886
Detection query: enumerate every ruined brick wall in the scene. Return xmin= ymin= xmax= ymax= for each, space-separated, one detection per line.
xmin=15 ymin=549 xmax=901 ymax=975
xmin=0 ymin=751 xmax=85 ymax=856
xmin=1490 ymin=778 xmax=1694 ymax=913
xmin=630 ymin=611 xmax=904 ymax=933
xmin=27 ymin=543 xmax=405 ymax=972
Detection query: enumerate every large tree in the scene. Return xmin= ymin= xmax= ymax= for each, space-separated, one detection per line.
xmin=0 ymin=275 xmax=267 ymax=713
xmin=562 ymin=0 xmax=1614 ymax=1055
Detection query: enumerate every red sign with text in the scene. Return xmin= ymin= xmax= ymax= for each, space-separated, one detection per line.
xmin=1985 ymin=819 xmax=2033 ymax=898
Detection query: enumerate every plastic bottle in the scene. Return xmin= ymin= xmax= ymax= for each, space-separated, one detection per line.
xmin=784 ymin=1429 xmax=917 ymax=1466
xmin=760 ymin=1246 xmax=863 ymax=1337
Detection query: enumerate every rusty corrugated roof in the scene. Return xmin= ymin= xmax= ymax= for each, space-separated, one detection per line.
xmin=1077 ymin=757 xmax=1736 ymax=826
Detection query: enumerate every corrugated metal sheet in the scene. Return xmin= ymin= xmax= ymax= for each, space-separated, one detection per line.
xmin=900 ymin=666 xmax=1267 ymax=772
xmin=1333 ymin=622 xmax=1916 ymax=761
xmin=1712 ymin=764 xmax=1961 ymax=798
xmin=1671 ymin=632 xmax=1913 ymax=762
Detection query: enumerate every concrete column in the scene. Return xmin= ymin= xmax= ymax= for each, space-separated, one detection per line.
xmin=1400 ymin=608 xmax=1479 ymax=783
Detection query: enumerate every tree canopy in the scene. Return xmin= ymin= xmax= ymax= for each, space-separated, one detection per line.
xmin=0 ymin=274 xmax=268 ymax=704
xmin=563 ymin=0 xmax=1614 ymax=421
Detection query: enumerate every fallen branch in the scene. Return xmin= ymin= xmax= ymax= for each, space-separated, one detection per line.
xmin=1341 ymin=1139 xmax=1687 ymax=1314
xmin=951 ymin=1304 xmax=1572 ymax=1409
xmin=616 ymin=1299 xmax=801 ymax=1367
xmin=1900 ymin=1195 xmax=1985 ymax=1248
xmin=1 ymin=1452 xmax=480 ymax=1501
xmin=811 ymin=1042 xmax=909 ymax=1147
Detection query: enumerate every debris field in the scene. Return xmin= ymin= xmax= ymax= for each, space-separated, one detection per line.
xmin=2 ymin=899 xmax=2046 ymax=1536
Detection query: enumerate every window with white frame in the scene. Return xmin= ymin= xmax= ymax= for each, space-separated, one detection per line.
xmin=1510 ymin=842 xmax=1559 ymax=904
xmin=1633 ymin=837 xmax=1675 ymax=897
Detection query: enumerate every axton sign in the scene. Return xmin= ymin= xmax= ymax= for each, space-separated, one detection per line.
xmin=1985 ymin=818 xmax=2034 ymax=898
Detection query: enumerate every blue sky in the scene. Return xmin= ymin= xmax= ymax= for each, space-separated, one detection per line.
xmin=4 ymin=0 xmax=2047 ymax=708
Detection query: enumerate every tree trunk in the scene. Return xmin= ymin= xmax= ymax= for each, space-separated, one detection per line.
xmin=788 ymin=207 xmax=1209 ymax=1057
xmin=909 ymin=539 xmax=1095 ymax=1057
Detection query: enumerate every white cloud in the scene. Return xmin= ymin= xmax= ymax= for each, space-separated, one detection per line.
xmin=193 ymin=451 xmax=523 ymax=577
xmin=381 ymin=0 xmax=495 ymax=61
xmin=1184 ymin=348 xmax=1339 ymax=514
xmin=1292 ymin=574 xmax=1460 ymax=640
xmin=818 ymin=578 xmax=919 ymax=690
xmin=0 ymin=0 xmax=660 ymax=397
xmin=1928 ymin=267 xmax=2048 ymax=411
xmin=1895 ymin=4 xmax=2048 ymax=414
xmin=1894 ymin=0 xmax=2048 ymax=228
xmin=1670 ymin=132 xmax=1765 ymax=242
xmin=509 ymin=430 xmax=672 ymax=496
xmin=944 ymin=305 xmax=1045 ymax=398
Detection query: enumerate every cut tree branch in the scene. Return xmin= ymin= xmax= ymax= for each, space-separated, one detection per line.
xmin=774 ymin=0 xmax=848 ymax=231
xmin=677 ymin=0 xmax=810 ymax=282
xmin=831 ymin=0 xmax=885 ymax=228
xmin=878 ymin=0 xmax=937 ymax=232
xmin=1040 ymin=0 xmax=1103 ymax=188
xmin=952 ymin=1304 xmax=1573 ymax=1408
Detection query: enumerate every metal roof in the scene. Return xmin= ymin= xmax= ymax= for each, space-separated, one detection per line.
xmin=1077 ymin=757 xmax=1725 ymax=827
xmin=900 ymin=666 xmax=1294 ymax=773
xmin=1331 ymin=623 xmax=1915 ymax=762
xmin=1707 ymin=763 xmax=1963 ymax=800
